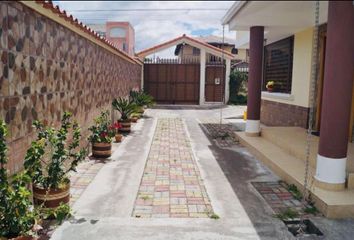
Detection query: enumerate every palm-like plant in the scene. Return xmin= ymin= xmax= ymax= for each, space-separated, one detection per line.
xmin=130 ymin=90 xmax=155 ymax=108
xmin=112 ymin=97 xmax=137 ymax=121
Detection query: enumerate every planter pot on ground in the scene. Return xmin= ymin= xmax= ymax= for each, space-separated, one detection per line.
xmin=115 ymin=133 xmax=123 ymax=142
xmin=131 ymin=117 xmax=138 ymax=123
xmin=33 ymin=181 xmax=70 ymax=209
xmin=92 ymin=142 xmax=112 ymax=158
xmin=119 ymin=120 xmax=131 ymax=133
xmin=267 ymin=88 xmax=273 ymax=92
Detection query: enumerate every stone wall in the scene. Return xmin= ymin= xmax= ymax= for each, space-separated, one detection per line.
xmin=260 ymin=99 xmax=309 ymax=128
xmin=0 ymin=2 xmax=142 ymax=174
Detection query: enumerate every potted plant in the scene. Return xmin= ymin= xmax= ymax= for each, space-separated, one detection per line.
xmin=130 ymin=90 xmax=155 ymax=115
xmin=112 ymin=97 xmax=137 ymax=133
xmin=266 ymin=81 xmax=275 ymax=92
xmin=24 ymin=112 xmax=86 ymax=209
xmin=0 ymin=120 xmax=40 ymax=240
xmin=111 ymin=122 xmax=123 ymax=143
xmin=88 ymin=110 xmax=115 ymax=158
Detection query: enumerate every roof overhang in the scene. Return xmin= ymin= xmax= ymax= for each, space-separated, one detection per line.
xmin=136 ymin=35 xmax=235 ymax=60
xmin=223 ymin=1 xmax=329 ymax=48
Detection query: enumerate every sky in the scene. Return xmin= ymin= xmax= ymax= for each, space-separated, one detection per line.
xmin=54 ymin=1 xmax=236 ymax=57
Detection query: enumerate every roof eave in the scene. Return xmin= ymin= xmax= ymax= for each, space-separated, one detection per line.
xmin=222 ymin=1 xmax=248 ymax=25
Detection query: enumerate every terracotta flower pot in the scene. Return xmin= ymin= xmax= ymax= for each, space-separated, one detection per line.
xmin=92 ymin=142 xmax=112 ymax=158
xmin=131 ymin=117 xmax=138 ymax=123
xmin=115 ymin=133 xmax=123 ymax=142
xmin=33 ymin=181 xmax=70 ymax=209
xmin=267 ymin=87 xmax=273 ymax=92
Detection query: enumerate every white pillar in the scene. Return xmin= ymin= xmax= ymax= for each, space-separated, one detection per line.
xmin=224 ymin=58 xmax=231 ymax=104
xmin=199 ymin=49 xmax=206 ymax=105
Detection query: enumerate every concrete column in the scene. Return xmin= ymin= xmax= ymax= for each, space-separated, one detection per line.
xmin=315 ymin=1 xmax=354 ymax=190
xmin=225 ymin=58 xmax=231 ymax=104
xmin=245 ymin=26 xmax=264 ymax=136
xmin=199 ymin=49 xmax=206 ymax=105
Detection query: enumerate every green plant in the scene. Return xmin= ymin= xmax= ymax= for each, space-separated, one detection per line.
xmin=209 ymin=213 xmax=220 ymax=220
xmin=24 ymin=112 xmax=86 ymax=190
xmin=42 ymin=203 xmax=72 ymax=224
xmin=274 ymin=208 xmax=299 ymax=221
xmin=129 ymin=90 xmax=155 ymax=108
xmin=304 ymin=205 xmax=318 ymax=215
xmin=88 ymin=110 xmax=115 ymax=143
xmin=287 ymin=184 xmax=302 ymax=200
xmin=228 ymin=70 xmax=248 ymax=105
xmin=0 ymin=120 xmax=38 ymax=239
xmin=112 ymin=97 xmax=137 ymax=121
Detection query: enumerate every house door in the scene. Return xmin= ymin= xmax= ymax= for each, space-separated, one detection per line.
xmin=205 ymin=64 xmax=225 ymax=102
xmin=314 ymin=25 xmax=327 ymax=133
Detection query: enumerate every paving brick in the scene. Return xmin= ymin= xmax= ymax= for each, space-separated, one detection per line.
xmin=133 ymin=118 xmax=213 ymax=218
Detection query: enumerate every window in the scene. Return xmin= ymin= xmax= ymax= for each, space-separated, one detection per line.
xmin=263 ymin=36 xmax=294 ymax=93
xmin=110 ymin=27 xmax=126 ymax=38
xmin=192 ymin=47 xmax=200 ymax=55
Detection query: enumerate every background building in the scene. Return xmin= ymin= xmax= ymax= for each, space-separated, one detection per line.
xmin=89 ymin=21 xmax=135 ymax=56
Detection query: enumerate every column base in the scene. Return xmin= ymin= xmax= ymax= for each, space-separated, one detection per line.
xmin=314 ymin=154 xmax=346 ymax=191
xmin=245 ymin=120 xmax=260 ymax=137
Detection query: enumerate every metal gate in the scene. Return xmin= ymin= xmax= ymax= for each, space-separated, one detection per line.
xmin=144 ymin=59 xmax=200 ymax=104
xmin=205 ymin=64 xmax=225 ymax=102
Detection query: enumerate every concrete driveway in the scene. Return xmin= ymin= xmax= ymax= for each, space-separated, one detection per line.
xmin=50 ymin=105 xmax=354 ymax=240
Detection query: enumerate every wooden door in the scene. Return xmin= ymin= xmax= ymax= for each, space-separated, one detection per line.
xmin=205 ymin=65 xmax=225 ymax=102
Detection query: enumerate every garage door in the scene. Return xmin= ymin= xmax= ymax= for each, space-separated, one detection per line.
xmin=144 ymin=63 xmax=200 ymax=104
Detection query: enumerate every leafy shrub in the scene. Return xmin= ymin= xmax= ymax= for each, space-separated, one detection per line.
xmin=129 ymin=90 xmax=155 ymax=108
xmin=88 ymin=110 xmax=116 ymax=143
xmin=228 ymin=70 xmax=248 ymax=105
xmin=0 ymin=120 xmax=38 ymax=238
xmin=112 ymin=97 xmax=137 ymax=121
xmin=24 ymin=112 xmax=86 ymax=189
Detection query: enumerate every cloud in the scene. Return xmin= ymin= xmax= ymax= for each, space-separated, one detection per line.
xmin=55 ymin=1 xmax=236 ymax=56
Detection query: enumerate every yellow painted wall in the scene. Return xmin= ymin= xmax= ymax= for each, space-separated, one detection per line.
xmin=262 ymin=27 xmax=313 ymax=108
xmin=235 ymin=49 xmax=248 ymax=61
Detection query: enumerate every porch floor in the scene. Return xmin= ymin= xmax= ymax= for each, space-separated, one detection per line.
xmin=235 ymin=127 xmax=354 ymax=219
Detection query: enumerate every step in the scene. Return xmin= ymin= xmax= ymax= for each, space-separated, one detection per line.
xmin=235 ymin=131 xmax=354 ymax=219
xmin=261 ymin=127 xmax=354 ymax=173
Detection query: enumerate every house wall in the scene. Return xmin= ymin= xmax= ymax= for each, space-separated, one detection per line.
xmin=235 ymin=48 xmax=248 ymax=61
xmin=261 ymin=27 xmax=313 ymax=127
xmin=0 ymin=2 xmax=142 ymax=174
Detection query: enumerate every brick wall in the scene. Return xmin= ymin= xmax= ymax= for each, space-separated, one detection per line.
xmin=260 ymin=99 xmax=309 ymax=128
xmin=0 ymin=2 xmax=142 ymax=174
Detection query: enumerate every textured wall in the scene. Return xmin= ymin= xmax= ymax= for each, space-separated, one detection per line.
xmin=0 ymin=2 xmax=141 ymax=174
xmin=261 ymin=100 xmax=309 ymax=128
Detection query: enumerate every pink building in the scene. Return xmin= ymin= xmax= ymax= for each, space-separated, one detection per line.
xmin=89 ymin=22 xmax=135 ymax=56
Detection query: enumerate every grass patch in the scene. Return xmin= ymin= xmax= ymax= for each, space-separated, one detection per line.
xmin=287 ymin=184 xmax=302 ymax=200
xmin=274 ymin=208 xmax=299 ymax=221
xmin=209 ymin=213 xmax=220 ymax=220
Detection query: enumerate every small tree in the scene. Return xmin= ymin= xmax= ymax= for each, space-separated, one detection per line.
xmin=229 ymin=70 xmax=248 ymax=105
xmin=24 ymin=112 xmax=86 ymax=190
xmin=0 ymin=120 xmax=38 ymax=238
xmin=88 ymin=110 xmax=115 ymax=143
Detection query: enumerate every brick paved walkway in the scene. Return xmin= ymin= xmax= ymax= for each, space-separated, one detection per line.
xmin=69 ymin=160 xmax=105 ymax=205
xmin=251 ymin=181 xmax=319 ymax=217
xmin=133 ymin=118 xmax=213 ymax=218
xmin=198 ymin=117 xmax=239 ymax=148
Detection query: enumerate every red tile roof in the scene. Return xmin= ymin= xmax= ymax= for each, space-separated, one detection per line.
xmin=136 ymin=34 xmax=235 ymax=58
xmin=31 ymin=1 xmax=141 ymax=65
